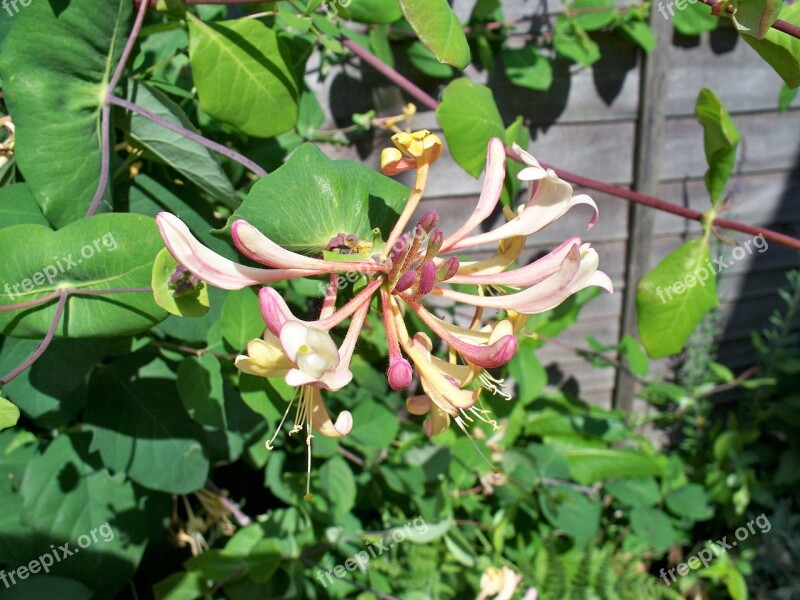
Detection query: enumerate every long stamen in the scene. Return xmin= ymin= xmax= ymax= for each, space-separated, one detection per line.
xmin=265 ymin=387 xmax=299 ymax=450
xmin=454 ymin=415 xmax=497 ymax=472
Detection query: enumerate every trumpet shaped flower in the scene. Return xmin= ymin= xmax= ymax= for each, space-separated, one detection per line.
xmin=156 ymin=130 xmax=612 ymax=485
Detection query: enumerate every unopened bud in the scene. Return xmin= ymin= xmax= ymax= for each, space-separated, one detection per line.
xmin=418 ymin=260 xmax=436 ymax=295
xmin=417 ymin=211 xmax=439 ymax=233
xmin=168 ymin=265 xmax=201 ymax=298
xmin=387 ymin=358 xmax=413 ymax=390
xmin=389 ymin=234 xmax=409 ymax=265
xmin=425 ymin=229 xmax=444 ymax=259
xmin=436 ymin=257 xmax=460 ymax=282
xmin=393 ymin=270 xmax=417 ymax=293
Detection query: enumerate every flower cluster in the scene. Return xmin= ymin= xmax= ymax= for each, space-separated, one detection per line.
xmin=156 ymin=131 xmax=611 ymax=497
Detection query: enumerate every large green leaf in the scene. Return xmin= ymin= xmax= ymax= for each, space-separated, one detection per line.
xmin=564 ymin=447 xmax=662 ymax=484
xmin=188 ymin=15 xmax=299 ymax=138
xmin=125 ymin=80 xmax=237 ymax=207
xmin=0 ymin=183 xmax=49 ymax=227
xmin=335 ymin=0 xmax=403 ymax=24
xmin=539 ymin=485 xmax=602 ymax=546
xmin=695 ymin=88 xmax=740 ymax=205
xmin=223 ymin=143 xmax=409 ymax=255
xmin=20 ymin=433 xmax=157 ymax=597
xmin=673 ymin=2 xmax=718 ymax=35
xmin=742 ymin=3 xmax=800 ymax=89
xmin=0 ymin=213 xmax=167 ymax=338
xmin=554 ymin=17 xmax=601 ymax=67
xmin=85 ymin=367 xmax=210 ymax=494
xmin=0 ymin=395 xmax=19 ymax=430
xmin=732 ymin=0 xmax=782 ymax=39
xmin=502 ymin=47 xmax=553 ymax=91
xmin=637 ymin=239 xmax=719 ymax=358
xmin=221 ymin=288 xmax=264 ymax=350
xmin=0 ymin=0 xmax=131 ymax=227
xmin=399 ymin=0 xmax=471 ymax=69
xmin=436 ymin=79 xmax=505 ymax=178
xmin=320 ymin=455 xmax=356 ymax=522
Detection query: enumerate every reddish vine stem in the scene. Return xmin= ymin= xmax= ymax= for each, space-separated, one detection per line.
xmin=110 ymin=95 xmax=268 ymax=177
xmin=342 ymin=38 xmax=800 ymax=252
xmin=698 ymin=0 xmax=800 ymax=39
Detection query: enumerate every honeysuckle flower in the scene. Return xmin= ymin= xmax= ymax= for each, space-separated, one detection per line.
xmin=156 ymin=130 xmax=612 ymax=489
xmin=476 ymin=566 xmax=523 ymax=600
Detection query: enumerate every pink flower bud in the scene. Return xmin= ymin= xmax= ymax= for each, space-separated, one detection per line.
xmin=436 ymin=257 xmax=460 ymax=282
xmin=419 ymin=260 xmax=436 ymax=295
xmin=393 ymin=270 xmax=417 ymax=293
xmin=417 ymin=210 xmax=440 ymax=233
xmin=388 ymin=358 xmax=413 ymax=390
xmin=425 ymin=229 xmax=444 ymax=259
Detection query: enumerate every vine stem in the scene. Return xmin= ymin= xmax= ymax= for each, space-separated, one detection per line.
xmin=109 ymin=95 xmax=268 ymax=177
xmin=87 ymin=0 xmax=151 ymax=218
xmin=0 ymin=287 xmax=153 ymax=384
xmin=341 ymin=38 xmax=800 ymax=252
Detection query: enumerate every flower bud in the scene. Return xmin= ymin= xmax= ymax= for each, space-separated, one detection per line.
xmin=393 ymin=270 xmax=417 ymax=293
xmin=418 ymin=260 xmax=436 ymax=295
xmin=168 ymin=265 xmax=201 ymax=298
xmin=425 ymin=229 xmax=443 ymax=259
xmin=388 ymin=358 xmax=414 ymax=390
xmin=436 ymin=257 xmax=460 ymax=282
xmin=417 ymin=210 xmax=439 ymax=233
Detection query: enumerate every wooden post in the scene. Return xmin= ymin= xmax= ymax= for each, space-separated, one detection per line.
xmin=612 ymin=10 xmax=673 ymax=413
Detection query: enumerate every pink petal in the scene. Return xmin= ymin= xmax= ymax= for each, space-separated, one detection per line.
xmin=440 ymin=137 xmax=506 ymax=252
xmin=156 ymin=212 xmax=324 ymax=290
xmin=232 ymin=220 xmax=385 ymax=274
xmin=448 ymin=237 xmax=582 ymax=287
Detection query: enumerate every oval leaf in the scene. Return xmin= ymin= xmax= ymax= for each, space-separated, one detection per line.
xmin=399 ymin=0 xmax=471 ymax=69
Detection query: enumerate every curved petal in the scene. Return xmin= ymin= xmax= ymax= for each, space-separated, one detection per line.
xmin=156 ymin=212 xmax=323 ymax=290
xmin=308 ymin=387 xmax=353 ymax=438
xmin=407 ymin=394 xmax=431 ymax=416
xmin=454 ymin=236 xmax=526 ymax=277
xmin=449 ymin=237 xmax=583 ymax=287
xmin=424 ymin=404 xmax=451 ymax=437
xmin=232 ymin=220 xmax=385 ymax=273
xmin=512 ymin=142 xmax=548 ymax=181
xmin=279 ymin=321 xmax=308 ymax=363
xmin=409 ymin=301 xmax=518 ymax=368
xmin=434 ymin=246 xmax=612 ymax=314
xmin=448 ymin=174 xmax=598 ymax=251
xmin=440 ymin=137 xmax=506 ymax=252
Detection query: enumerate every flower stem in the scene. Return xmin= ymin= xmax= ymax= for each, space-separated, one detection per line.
xmin=381 ymin=163 xmax=430 ymax=260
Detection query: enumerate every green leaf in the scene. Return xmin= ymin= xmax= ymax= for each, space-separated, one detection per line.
xmin=85 ymin=367 xmax=210 ymax=494
xmin=672 ymin=2 xmax=719 ymax=36
xmin=221 ymin=288 xmax=263 ymax=351
xmin=507 ymin=338 xmax=547 ymax=400
xmin=398 ymin=0 xmax=471 ymax=69
xmin=151 ymin=248 xmax=210 ymax=318
xmin=20 ymin=433 xmax=157 ymax=597
xmin=570 ymin=0 xmax=617 ymax=31
xmin=436 ymin=79 xmax=505 ymax=178
xmin=297 ymin=88 xmax=326 ymax=136
xmin=187 ymin=15 xmax=299 ymax=137
xmin=778 ymin=82 xmax=798 ymax=112
xmin=502 ymin=47 xmax=553 ymax=91
xmin=153 ymin=572 xmax=206 ymax=600
xmin=0 ymin=213 xmax=167 ymax=338
xmin=664 ymin=483 xmax=714 ymax=520
xmin=564 ymin=447 xmax=662 ymax=484
xmin=320 ymin=455 xmax=356 ymax=521
xmin=637 ymin=238 xmax=719 ymax=358
xmin=618 ymin=19 xmax=656 ymax=52
xmin=369 ymin=26 xmax=396 ymax=68
xmin=539 ymin=485 xmax=601 ymax=546
xmin=620 ymin=334 xmax=649 ymax=377
xmin=223 ymin=143 xmax=408 ymax=255
xmin=345 ymin=398 xmax=399 ymax=448
xmin=0 ymin=0 xmax=131 ymax=227
xmin=695 ymin=88 xmax=740 ymax=204
xmin=407 ymin=40 xmax=454 ymax=78
xmin=742 ymin=3 xmax=800 ymax=89
xmin=125 ymin=80 xmax=237 ymax=207
xmin=0 ymin=396 xmax=19 ymax=431
xmin=606 ymin=477 xmax=661 ymax=507
xmin=335 ymin=0 xmax=403 ymax=24
xmin=0 ymin=183 xmax=49 ymax=227
xmin=629 ymin=507 xmax=679 ymax=552
xmin=731 ymin=0 xmax=782 ymax=39
xmin=554 ymin=17 xmax=601 ymax=67
xmin=177 ymin=354 xmax=226 ymax=429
